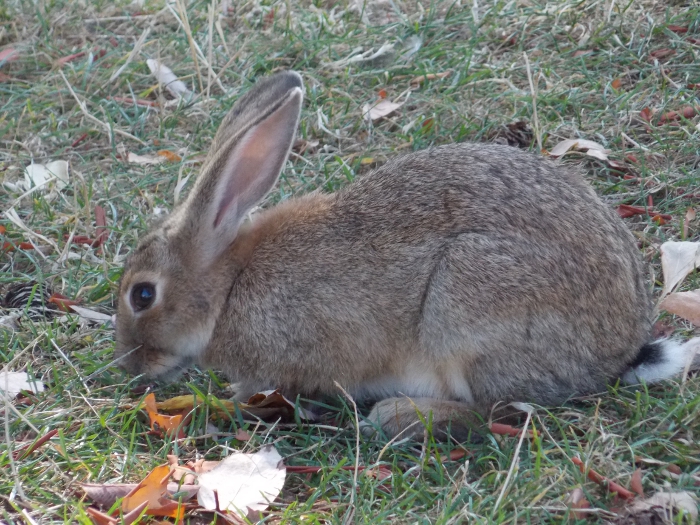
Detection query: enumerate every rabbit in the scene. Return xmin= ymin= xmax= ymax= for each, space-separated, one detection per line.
xmin=115 ymin=70 xmax=697 ymax=440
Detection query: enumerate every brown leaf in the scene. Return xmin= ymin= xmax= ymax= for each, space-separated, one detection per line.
xmin=490 ymin=422 xmax=533 ymax=438
xmin=409 ymin=71 xmax=452 ymax=87
xmin=571 ymin=457 xmax=636 ymax=501
xmin=611 ymin=78 xmax=622 ymax=89
xmin=667 ymin=25 xmax=688 ymax=34
xmin=660 ymin=242 xmax=700 ymax=295
xmin=144 ymin=393 xmax=184 ymax=438
xmin=235 ymin=428 xmax=252 ymax=442
xmin=624 ymin=491 xmax=698 ymax=520
xmin=156 ymin=150 xmax=182 ymax=162
xmin=56 ymin=51 xmax=86 ymax=67
xmin=573 ymin=49 xmax=592 ymax=57
xmin=122 ymin=464 xmax=184 ymax=519
xmin=86 ymin=507 xmax=118 ymax=525
xmin=566 ymin=487 xmax=592 ymax=520
xmin=684 ymin=208 xmax=696 ymax=239
xmin=82 ymin=482 xmax=198 ymax=508
xmin=660 ymin=290 xmax=700 ymax=326
xmin=640 ymin=107 xmax=654 ymax=123
xmin=650 ymin=48 xmax=676 ymax=60
xmin=0 ymin=48 xmax=19 ymax=63
xmin=659 ymin=106 xmax=697 ymax=124
xmin=94 ymin=205 xmax=107 ymax=247
xmin=630 ymin=469 xmax=644 ymax=497
xmin=363 ymin=99 xmax=404 ymax=122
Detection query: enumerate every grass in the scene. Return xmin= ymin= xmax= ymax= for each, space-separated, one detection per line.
xmin=1 ymin=0 xmax=699 ymax=523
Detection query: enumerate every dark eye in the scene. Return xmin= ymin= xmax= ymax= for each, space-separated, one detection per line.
xmin=131 ymin=283 xmax=156 ymax=311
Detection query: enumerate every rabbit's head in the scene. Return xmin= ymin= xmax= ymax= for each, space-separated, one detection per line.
xmin=114 ymin=71 xmax=303 ymax=380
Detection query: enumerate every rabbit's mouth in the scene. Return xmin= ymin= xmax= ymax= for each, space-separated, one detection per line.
xmin=116 ymin=342 xmax=194 ymax=382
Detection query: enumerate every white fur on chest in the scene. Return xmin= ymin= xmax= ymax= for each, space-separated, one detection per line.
xmin=350 ymin=359 xmax=473 ymax=403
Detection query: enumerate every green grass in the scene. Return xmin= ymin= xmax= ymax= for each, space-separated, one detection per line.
xmin=1 ymin=0 xmax=699 ymax=523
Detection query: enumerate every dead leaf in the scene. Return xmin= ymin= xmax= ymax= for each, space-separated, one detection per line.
xmin=683 ymin=208 xmax=696 ymax=239
xmin=94 ymin=205 xmax=108 ymax=247
xmin=24 ymin=160 xmax=70 ymax=191
xmin=197 ymin=445 xmax=286 ymax=517
xmin=566 ymin=487 xmax=592 ymax=520
xmin=630 ymin=469 xmax=644 ymax=497
xmin=611 ymin=78 xmax=622 ymax=89
xmin=626 ymin=491 xmax=698 ymax=520
xmin=126 ymin=152 xmax=165 ymax=165
xmin=86 ymin=507 xmax=117 ymax=525
xmin=156 ymin=150 xmax=182 ymax=162
xmin=668 ymin=25 xmax=688 ymax=34
xmin=650 ymin=48 xmax=676 ymax=60
xmin=0 ymin=371 xmax=44 ymax=397
xmin=571 ymin=457 xmax=635 ymax=501
xmin=659 ymin=241 xmax=700 ymax=296
xmin=68 ymin=305 xmax=114 ymax=325
xmin=548 ymin=138 xmax=608 ymax=158
xmin=235 ymin=428 xmax=252 ymax=441
xmin=143 ymin=393 xmax=184 ymax=438
xmin=640 ymin=107 xmax=654 ymax=123
xmin=490 ymin=422 xmax=533 ymax=438
xmin=82 ymin=482 xmax=198 ymax=509
xmin=56 ymin=51 xmax=86 ymax=67
xmin=617 ymin=205 xmax=671 ymax=222
xmin=410 ymin=71 xmax=452 ymax=87
xmin=245 ymin=389 xmax=316 ymax=421
xmin=146 ymin=59 xmax=192 ymax=99
xmin=363 ymin=99 xmax=403 ymax=122
xmin=660 ymin=290 xmax=700 ymax=327
xmin=121 ymin=464 xmax=184 ymax=519
xmin=0 ymin=48 xmax=19 ymax=63
xmin=659 ymin=106 xmax=698 ymax=124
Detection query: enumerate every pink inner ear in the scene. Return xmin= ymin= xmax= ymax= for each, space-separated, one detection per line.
xmin=210 ymin=90 xmax=302 ymax=233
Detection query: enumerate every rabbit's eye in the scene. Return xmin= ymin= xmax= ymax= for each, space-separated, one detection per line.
xmin=131 ymin=283 xmax=156 ymax=311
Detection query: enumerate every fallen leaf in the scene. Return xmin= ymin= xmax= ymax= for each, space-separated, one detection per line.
xmin=660 ymin=290 xmax=700 ymax=326
xmin=0 ymin=48 xmax=19 ymax=63
xmin=12 ymin=428 xmax=58 ymax=460
xmin=0 ymin=371 xmax=45 ymax=397
xmin=69 ymin=305 xmax=114 ymax=325
xmin=94 ymin=205 xmax=108 ymax=247
xmin=625 ymin=491 xmax=698 ymax=520
xmin=108 ymin=96 xmax=158 ymax=108
xmin=630 ymin=469 xmax=644 ymax=497
xmin=410 ymin=71 xmax=452 ymax=87
xmin=611 ymin=78 xmax=622 ymax=89
xmin=650 ymin=48 xmax=676 ymax=60
xmin=146 ymin=59 xmax=192 ymax=99
xmin=86 ymin=507 xmax=118 ymax=525
xmin=24 ymin=160 xmax=70 ymax=191
xmin=82 ymin=482 xmax=198 ymax=509
xmin=126 ymin=152 xmax=165 ymax=165
xmin=156 ymin=150 xmax=181 ymax=162
xmin=235 ymin=428 xmax=252 ymax=441
xmin=683 ymin=208 xmax=696 ymax=239
xmin=659 ymin=106 xmax=697 ymax=124
xmin=245 ymin=389 xmax=316 ymax=421
xmin=640 ymin=107 xmax=654 ymax=123
xmin=616 ymin=204 xmax=672 ymax=222
xmin=573 ymin=49 xmax=592 ymax=57
xmin=548 ymin=138 xmax=608 ymax=157
xmin=490 ymin=422 xmax=533 ymax=438
xmin=659 ymin=241 xmax=700 ymax=296
xmin=363 ymin=99 xmax=404 ymax=122
xmin=56 ymin=51 xmax=86 ymax=66
xmin=197 ymin=445 xmax=286 ymax=517
xmin=122 ymin=464 xmax=184 ymax=519
xmin=143 ymin=393 xmax=184 ymax=439
xmin=668 ymin=25 xmax=688 ymax=34
xmin=566 ymin=487 xmax=592 ymax=520
xmin=571 ymin=457 xmax=636 ymax=501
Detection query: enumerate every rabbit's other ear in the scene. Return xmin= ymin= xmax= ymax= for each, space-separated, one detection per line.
xmin=180 ymin=73 xmax=303 ymax=264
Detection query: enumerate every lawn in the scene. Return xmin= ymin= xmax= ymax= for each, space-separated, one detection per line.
xmin=1 ymin=0 xmax=699 ymax=523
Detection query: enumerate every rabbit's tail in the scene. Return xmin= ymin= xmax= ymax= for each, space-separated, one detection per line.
xmin=621 ymin=337 xmax=700 ymax=384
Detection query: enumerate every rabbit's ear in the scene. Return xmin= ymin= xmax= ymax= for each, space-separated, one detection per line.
xmin=181 ymin=74 xmax=303 ymax=264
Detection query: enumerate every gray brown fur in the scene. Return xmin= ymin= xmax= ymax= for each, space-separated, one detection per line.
xmin=115 ymin=71 xmax=655 ymax=440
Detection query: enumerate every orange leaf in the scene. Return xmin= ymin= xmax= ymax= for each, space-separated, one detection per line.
xmin=571 ymin=457 xmax=636 ymax=501
xmin=48 ymin=293 xmax=80 ymax=312
xmin=611 ymin=78 xmax=622 ymax=89
xmin=57 ymin=51 xmax=86 ymax=67
xmin=143 ymin=393 xmax=184 ymax=438
xmin=640 ymin=107 xmax=654 ymax=123
xmin=490 ymin=422 xmax=533 ymax=438
xmin=630 ymin=468 xmax=644 ymax=497
xmin=156 ymin=150 xmax=182 ymax=162
xmin=659 ymin=106 xmax=697 ymax=123
xmin=86 ymin=507 xmax=118 ymax=525
xmin=377 ymin=88 xmax=387 ymax=99
xmin=94 ymin=205 xmax=107 ymax=247
xmin=121 ymin=465 xmax=184 ymax=519
xmin=660 ymin=290 xmax=700 ymax=326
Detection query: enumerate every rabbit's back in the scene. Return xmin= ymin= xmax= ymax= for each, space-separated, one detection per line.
xmin=209 ymin=143 xmax=651 ymax=404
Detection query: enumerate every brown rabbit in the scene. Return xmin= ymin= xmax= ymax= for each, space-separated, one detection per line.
xmin=115 ymin=71 xmax=695 ymax=440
